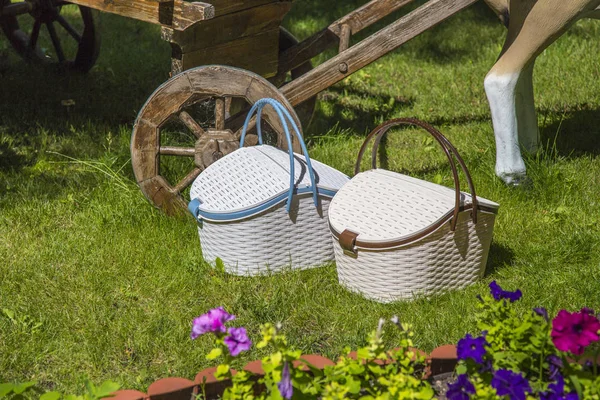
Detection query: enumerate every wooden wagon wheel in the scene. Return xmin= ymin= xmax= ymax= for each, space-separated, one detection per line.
xmin=274 ymin=27 xmax=317 ymax=129
xmin=131 ymin=65 xmax=305 ymax=214
xmin=0 ymin=0 xmax=99 ymax=72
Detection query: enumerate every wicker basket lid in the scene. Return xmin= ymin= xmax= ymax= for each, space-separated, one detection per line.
xmin=190 ymin=145 xmax=349 ymax=221
xmin=328 ymin=169 xmax=499 ymax=245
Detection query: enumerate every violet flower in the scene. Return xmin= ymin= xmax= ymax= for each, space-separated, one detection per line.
xmin=224 ymin=327 xmax=252 ymax=356
xmin=446 ymin=374 xmax=475 ymax=400
xmin=551 ymin=309 xmax=600 ymax=355
xmin=278 ymin=361 xmax=293 ymax=400
xmin=191 ymin=307 xmax=235 ymax=339
xmin=491 ymin=369 xmax=532 ymax=400
xmin=534 ymin=307 xmax=549 ymax=322
xmin=457 ymin=333 xmax=488 ymax=364
xmin=489 ymin=281 xmax=522 ymax=302
xmin=539 ymin=375 xmax=579 ymax=400
xmin=547 ymin=354 xmax=563 ymax=381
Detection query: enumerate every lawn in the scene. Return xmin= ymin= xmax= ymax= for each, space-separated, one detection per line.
xmin=1 ymin=0 xmax=600 ymax=393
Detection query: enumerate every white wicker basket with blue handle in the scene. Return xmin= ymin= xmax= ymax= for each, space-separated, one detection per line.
xmin=188 ymin=98 xmax=349 ymax=275
xmin=328 ymin=118 xmax=499 ymax=303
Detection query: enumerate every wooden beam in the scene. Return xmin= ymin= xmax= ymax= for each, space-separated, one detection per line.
xmin=208 ymin=0 xmax=289 ymax=17
xmin=278 ymin=0 xmax=414 ymax=74
xmin=67 ymin=0 xmax=214 ymax=30
xmin=162 ymin=1 xmax=291 ymax=53
xmin=281 ymin=0 xmax=478 ymax=106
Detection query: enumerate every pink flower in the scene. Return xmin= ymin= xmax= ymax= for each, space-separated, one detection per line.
xmin=224 ymin=327 xmax=252 ymax=356
xmin=191 ymin=307 xmax=235 ymax=339
xmin=551 ymin=309 xmax=600 ymax=355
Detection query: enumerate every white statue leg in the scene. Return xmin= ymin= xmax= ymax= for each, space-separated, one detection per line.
xmin=484 ymin=71 xmax=526 ymax=184
xmin=485 ymin=0 xmax=592 ymax=184
xmin=515 ymin=62 xmax=539 ymax=153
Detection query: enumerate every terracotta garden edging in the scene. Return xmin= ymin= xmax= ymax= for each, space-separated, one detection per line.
xmin=109 ymin=345 xmax=458 ymax=400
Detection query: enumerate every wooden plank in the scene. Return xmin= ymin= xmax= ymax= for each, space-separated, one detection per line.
xmin=179 ymin=28 xmax=280 ymax=77
xmin=67 ymin=0 xmax=214 ymax=30
xmin=163 ymin=1 xmax=291 ymax=53
xmin=281 ymin=0 xmax=478 ymax=106
xmin=329 ymin=0 xmax=415 ymax=36
xmin=278 ymin=0 xmax=414 ymax=75
xmin=207 ymin=0 xmax=288 ymax=17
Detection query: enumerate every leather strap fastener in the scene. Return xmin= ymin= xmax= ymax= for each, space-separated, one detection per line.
xmin=339 ymin=229 xmax=359 ymax=257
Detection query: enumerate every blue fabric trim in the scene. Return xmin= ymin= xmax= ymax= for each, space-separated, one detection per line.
xmin=192 ymin=187 xmax=338 ymax=222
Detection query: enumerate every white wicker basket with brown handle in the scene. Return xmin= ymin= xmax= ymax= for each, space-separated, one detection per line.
xmin=328 ymin=118 xmax=499 ymax=302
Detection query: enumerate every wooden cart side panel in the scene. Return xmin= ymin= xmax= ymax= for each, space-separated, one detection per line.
xmin=163 ymin=1 xmax=291 ymax=53
xmin=179 ymin=28 xmax=280 ymax=77
xmin=208 ymin=0 xmax=290 ymax=17
xmin=67 ymin=0 xmax=214 ymax=30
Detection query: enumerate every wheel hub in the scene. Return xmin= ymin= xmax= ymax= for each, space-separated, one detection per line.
xmin=194 ymin=128 xmax=239 ymax=169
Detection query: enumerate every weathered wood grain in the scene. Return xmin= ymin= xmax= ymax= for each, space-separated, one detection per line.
xmin=179 ymin=28 xmax=280 ymax=77
xmin=278 ymin=0 xmax=414 ymax=75
xmin=208 ymin=0 xmax=289 ymax=17
xmin=162 ymin=1 xmax=291 ymax=53
xmin=67 ymin=0 xmax=213 ymax=30
xmin=281 ymin=0 xmax=478 ymax=106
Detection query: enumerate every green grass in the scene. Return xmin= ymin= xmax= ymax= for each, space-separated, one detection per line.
xmin=1 ymin=0 xmax=600 ymax=393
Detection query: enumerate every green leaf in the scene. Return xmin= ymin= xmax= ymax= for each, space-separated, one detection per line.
xmin=2 ymin=309 xmax=15 ymax=322
xmin=433 ymin=174 xmax=443 ymax=184
xmin=64 ymin=395 xmax=82 ymax=400
xmin=40 ymin=391 xmax=62 ymax=400
xmin=215 ymin=364 xmax=230 ymax=379
xmin=206 ymin=347 xmax=223 ymax=360
xmin=12 ymin=381 xmax=37 ymax=395
xmin=215 ymin=258 xmax=225 ymax=273
xmin=96 ymin=381 xmax=120 ymax=398
xmin=0 ymin=383 xmax=14 ymax=397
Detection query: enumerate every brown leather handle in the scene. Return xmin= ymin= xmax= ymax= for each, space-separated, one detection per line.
xmin=355 ymin=118 xmax=478 ymax=230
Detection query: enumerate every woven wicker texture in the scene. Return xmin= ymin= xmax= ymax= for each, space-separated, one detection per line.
xmin=329 ymin=169 xmax=498 ymax=242
xmin=334 ymin=211 xmax=496 ymax=302
xmin=198 ymin=195 xmax=335 ymax=275
xmin=190 ymin=144 xmax=349 ymax=275
xmin=191 ymin=145 xmax=349 ymax=213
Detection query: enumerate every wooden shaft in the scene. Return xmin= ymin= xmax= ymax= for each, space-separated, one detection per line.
xmin=159 ymin=146 xmax=195 ymax=156
xmin=214 ymin=98 xmax=225 ymax=130
xmin=338 ymin=24 xmax=351 ymax=53
xmin=281 ymin=0 xmax=477 ymax=106
xmin=0 ymin=1 xmax=32 ymax=16
xmin=278 ymin=0 xmax=414 ymax=74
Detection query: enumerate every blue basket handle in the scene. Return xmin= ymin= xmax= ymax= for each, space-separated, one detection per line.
xmin=239 ymin=98 xmax=318 ymax=213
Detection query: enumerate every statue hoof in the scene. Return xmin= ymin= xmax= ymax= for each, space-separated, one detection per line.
xmin=500 ymin=172 xmax=532 ymax=189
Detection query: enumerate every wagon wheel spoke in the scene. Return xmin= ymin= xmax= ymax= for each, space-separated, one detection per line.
xmin=178 ymin=110 xmax=205 ymax=139
xmin=30 ymin=19 xmax=42 ymax=49
xmin=159 ymin=146 xmax=195 ymax=156
xmin=173 ymin=167 xmax=202 ymax=193
xmin=45 ymin=21 xmax=65 ymax=62
xmin=214 ymin=97 xmax=226 ymax=130
xmin=56 ymin=15 xmax=82 ymax=43
xmin=224 ymin=96 xmax=232 ymax=119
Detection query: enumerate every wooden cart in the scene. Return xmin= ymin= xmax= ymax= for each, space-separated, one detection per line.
xmin=0 ymin=0 xmax=478 ymax=214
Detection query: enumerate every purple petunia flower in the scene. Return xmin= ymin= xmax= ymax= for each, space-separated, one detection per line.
xmin=446 ymin=374 xmax=475 ymax=400
xmin=224 ymin=327 xmax=252 ymax=356
xmin=457 ymin=333 xmax=488 ymax=364
xmin=539 ymin=375 xmax=579 ymax=400
xmin=278 ymin=361 xmax=293 ymax=400
xmin=547 ymin=355 xmax=563 ymax=380
xmin=491 ymin=369 xmax=531 ymax=400
xmin=489 ymin=281 xmax=522 ymax=302
xmin=551 ymin=309 xmax=600 ymax=355
xmin=191 ymin=307 xmax=236 ymax=339
xmin=534 ymin=307 xmax=549 ymax=321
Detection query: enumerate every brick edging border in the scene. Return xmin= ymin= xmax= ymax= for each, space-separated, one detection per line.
xmin=109 ymin=345 xmax=458 ymax=399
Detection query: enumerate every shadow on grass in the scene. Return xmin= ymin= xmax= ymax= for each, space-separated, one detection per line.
xmin=539 ymin=107 xmax=600 ymax=157
xmin=484 ymin=241 xmax=515 ymax=276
